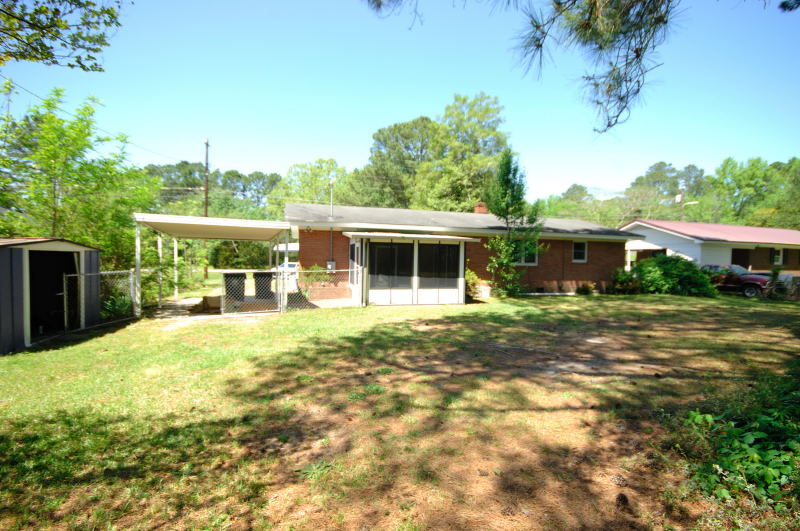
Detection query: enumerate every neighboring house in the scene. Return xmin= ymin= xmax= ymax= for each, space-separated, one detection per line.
xmin=619 ymin=220 xmax=800 ymax=274
xmin=0 ymin=238 xmax=102 ymax=355
xmin=285 ymin=203 xmax=640 ymax=305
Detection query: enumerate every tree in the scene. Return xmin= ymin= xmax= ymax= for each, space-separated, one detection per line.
xmin=770 ymin=158 xmax=800 ymax=229
xmin=268 ymin=158 xmax=346 ymax=218
xmin=412 ymin=93 xmax=508 ymax=211
xmin=220 ymin=169 xmax=281 ymax=207
xmin=0 ymin=85 xmax=159 ymax=268
xmin=0 ymin=0 xmax=123 ymax=71
xmin=366 ymin=1 xmax=799 ymax=132
xmin=483 ymin=149 xmax=540 ymax=296
xmin=336 ymin=116 xmax=441 ymax=208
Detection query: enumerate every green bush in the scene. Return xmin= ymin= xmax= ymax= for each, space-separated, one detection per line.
xmin=575 ymin=282 xmax=595 ymax=295
xmin=465 ymin=268 xmax=481 ymax=299
xmin=485 ymin=236 xmax=523 ymax=297
xmin=612 ymin=255 xmax=716 ymax=297
xmin=681 ymin=369 xmax=800 ymax=503
xmin=101 ymin=293 xmax=132 ymax=320
xmin=610 ymin=268 xmax=641 ymax=294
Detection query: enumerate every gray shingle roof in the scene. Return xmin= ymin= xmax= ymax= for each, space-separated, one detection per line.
xmin=285 ymin=203 xmax=637 ymax=238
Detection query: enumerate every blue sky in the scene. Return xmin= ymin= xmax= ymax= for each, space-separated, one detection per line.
xmin=2 ymin=1 xmax=798 ymax=200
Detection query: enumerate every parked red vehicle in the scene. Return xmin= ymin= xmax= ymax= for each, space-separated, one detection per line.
xmin=701 ymin=264 xmax=769 ymax=298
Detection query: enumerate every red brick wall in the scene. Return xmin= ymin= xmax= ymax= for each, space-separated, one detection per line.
xmin=466 ymin=237 xmax=625 ymax=292
xmin=301 ymin=231 xmax=626 ymax=293
xmin=298 ymin=230 xmax=350 ymax=270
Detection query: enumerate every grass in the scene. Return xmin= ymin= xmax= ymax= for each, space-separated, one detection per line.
xmin=1 ymin=295 xmax=799 ymax=529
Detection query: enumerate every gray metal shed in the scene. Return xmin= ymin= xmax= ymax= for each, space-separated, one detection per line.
xmin=0 ymin=238 xmax=101 ymax=354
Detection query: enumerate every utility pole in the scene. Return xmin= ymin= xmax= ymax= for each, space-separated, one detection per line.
xmin=203 ymin=139 xmax=210 ymax=279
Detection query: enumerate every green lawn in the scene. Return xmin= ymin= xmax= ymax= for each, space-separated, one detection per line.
xmin=1 ymin=295 xmax=798 ymax=530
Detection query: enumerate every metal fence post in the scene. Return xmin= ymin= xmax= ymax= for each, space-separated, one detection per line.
xmin=129 ymin=269 xmax=136 ymax=318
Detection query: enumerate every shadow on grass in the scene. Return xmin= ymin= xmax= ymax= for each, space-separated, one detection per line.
xmin=1 ymin=295 xmax=799 ymax=529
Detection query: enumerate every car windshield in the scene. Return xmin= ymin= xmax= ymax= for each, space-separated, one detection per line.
xmin=729 ymin=264 xmax=748 ymax=275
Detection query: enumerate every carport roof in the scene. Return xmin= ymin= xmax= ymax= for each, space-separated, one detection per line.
xmin=133 ymin=213 xmax=290 ymax=241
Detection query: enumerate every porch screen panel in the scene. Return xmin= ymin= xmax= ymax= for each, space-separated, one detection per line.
xmin=418 ymin=243 xmax=460 ymax=305
xmin=369 ymin=242 xmax=413 ymax=289
xmin=419 ymin=244 xmax=459 ymax=289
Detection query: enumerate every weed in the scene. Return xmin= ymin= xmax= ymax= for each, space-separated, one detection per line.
xmin=298 ymin=460 xmax=334 ymax=482
xmin=364 ymin=383 xmax=387 ymax=395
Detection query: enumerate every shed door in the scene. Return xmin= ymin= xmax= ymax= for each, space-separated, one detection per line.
xmin=29 ymin=250 xmax=78 ymax=339
xmin=368 ymin=242 xmax=413 ymax=305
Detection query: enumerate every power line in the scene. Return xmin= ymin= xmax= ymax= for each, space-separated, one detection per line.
xmin=0 ymin=73 xmax=185 ymax=163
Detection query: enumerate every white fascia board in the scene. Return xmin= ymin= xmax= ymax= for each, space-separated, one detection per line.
xmin=134 ymin=212 xmax=289 ymax=230
xmin=291 ymin=222 xmax=633 ymax=241
xmin=619 ymin=221 xmax=698 ymax=242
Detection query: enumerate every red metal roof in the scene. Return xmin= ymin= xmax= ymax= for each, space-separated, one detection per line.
xmin=626 ymin=220 xmax=800 ymax=246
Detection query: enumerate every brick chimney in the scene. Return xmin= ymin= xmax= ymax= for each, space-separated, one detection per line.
xmin=474 ymin=201 xmax=488 ymax=214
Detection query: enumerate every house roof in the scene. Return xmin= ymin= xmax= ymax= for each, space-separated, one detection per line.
xmin=0 ymin=237 xmax=100 ymax=250
xmin=620 ymin=219 xmax=800 ymax=246
xmin=285 ymin=203 xmax=639 ymax=239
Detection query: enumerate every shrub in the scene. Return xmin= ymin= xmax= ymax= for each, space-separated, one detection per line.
xmin=575 ymin=282 xmax=595 ymax=295
xmin=465 ymin=268 xmax=481 ymax=299
xmin=101 ymin=293 xmax=132 ymax=320
xmin=612 ymin=255 xmax=716 ymax=297
xmin=611 ymin=268 xmax=641 ymax=294
xmin=485 ymin=236 xmax=523 ymax=297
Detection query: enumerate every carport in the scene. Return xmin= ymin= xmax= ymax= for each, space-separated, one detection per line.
xmin=132 ymin=213 xmax=291 ymax=315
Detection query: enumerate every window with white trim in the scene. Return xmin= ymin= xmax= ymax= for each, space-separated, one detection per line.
xmin=513 ymin=240 xmax=538 ymax=266
xmin=770 ymin=248 xmax=783 ymax=265
xmin=572 ymin=241 xmax=588 ymax=263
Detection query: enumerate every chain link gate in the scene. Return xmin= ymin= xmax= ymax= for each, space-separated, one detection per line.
xmin=220 ymin=268 xmax=362 ymax=314
xmin=63 ymin=270 xmax=136 ymax=331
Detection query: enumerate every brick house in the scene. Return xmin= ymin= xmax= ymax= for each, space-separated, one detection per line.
xmin=620 ymin=220 xmax=800 ymax=274
xmin=285 ymin=203 xmax=640 ymax=305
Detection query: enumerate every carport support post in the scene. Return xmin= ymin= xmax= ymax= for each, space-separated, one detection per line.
xmin=173 ymin=238 xmax=179 ymax=298
xmin=157 ymin=234 xmax=163 ymax=309
xmin=281 ymin=231 xmax=289 ymax=312
xmin=134 ymin=223 xmax=142 ymax=317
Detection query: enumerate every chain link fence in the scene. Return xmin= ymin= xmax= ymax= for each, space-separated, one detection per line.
xmin=220 ymin=268 xmax=361 ymax=314
xmin=64 ymin=270 xmax=136 ymax=331
xmin=287 ymin=269 xmax=360 ymax=311
xmin=220 ymin=270 xmax=280 ymax=314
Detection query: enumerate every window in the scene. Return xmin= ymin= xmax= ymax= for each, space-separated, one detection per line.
xmin=513 ymin=240 xmax=538 ymax=266
xmin=572 ymin=241 xmax=588 ymax=263
xmin=770 ymin=248 xmax=784 ymax=266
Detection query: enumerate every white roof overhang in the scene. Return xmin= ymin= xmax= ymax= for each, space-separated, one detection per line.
xmin=272 ymin=242 xmax=300 ymax=252
xmin=342 ymin=231 xmax=480 ymax=243
xmin=134 ymin=213 xmax=289 ymax=241
xmin=625 ymin=239 xmax=664 ymax=251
